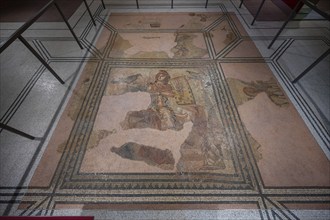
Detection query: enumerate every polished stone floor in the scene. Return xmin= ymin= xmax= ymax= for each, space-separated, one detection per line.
xmin=0 ymin=0 xmax=329 ymax=219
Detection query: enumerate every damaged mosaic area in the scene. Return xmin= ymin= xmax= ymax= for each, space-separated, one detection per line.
xmin=82 ymin=68 xmax=238 ymax=173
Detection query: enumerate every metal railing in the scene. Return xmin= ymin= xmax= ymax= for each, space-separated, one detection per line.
xmin=0 ymin=0 xmax=88 ymax=139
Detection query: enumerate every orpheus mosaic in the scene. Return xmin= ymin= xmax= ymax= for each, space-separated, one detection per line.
xmin=16 ymin=12 xmax=329 ymax=217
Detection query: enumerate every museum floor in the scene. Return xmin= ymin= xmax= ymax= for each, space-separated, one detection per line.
xmin=0 ymin=0 xmax=329 ymax=219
